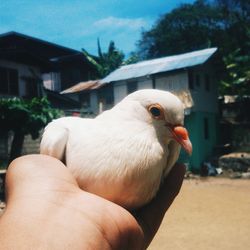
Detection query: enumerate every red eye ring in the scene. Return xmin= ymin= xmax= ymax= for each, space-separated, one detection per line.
xmin=148 ymin=104 xmax=165 ymax=120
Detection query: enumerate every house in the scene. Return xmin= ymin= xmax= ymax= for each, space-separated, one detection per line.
xmin=0 ymin=31 xmax=97 ymax=162
xmin=61 ymin=79 xmax=118 ymax=115
xmin=62 ymin=48 xmax=219 ymax=172
xmin=0 ymin=31 xmax=97 ymax=110
xmin=61 ymin=80 xmax=103 ymax=115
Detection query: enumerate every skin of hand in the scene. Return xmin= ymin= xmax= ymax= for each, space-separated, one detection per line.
xmin=0 ymin=154 xmax=185 ymax=250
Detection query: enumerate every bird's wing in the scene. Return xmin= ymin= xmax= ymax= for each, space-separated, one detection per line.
xmin=40 ymin=121 xmax=69 ymax=161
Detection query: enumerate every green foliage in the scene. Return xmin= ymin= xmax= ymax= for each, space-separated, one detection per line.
xmin=137 ymin=0 xmax=222 ymax=59
xmin=221 ymin=48 xmax=250 ymax=95
xmin=135 ymin=0 xmax=250 ymax=95
xmin=123 ymin=52 xmax=140 ymax=65
xmin=0 ymin=97 xmax=61 ymax=139
xmin=83 ymin=40 xmax=124 ymax=78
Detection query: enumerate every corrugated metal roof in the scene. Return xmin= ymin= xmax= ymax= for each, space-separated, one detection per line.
xmin=61 ymin=80 xmax=102 ymax=94
xmin=101 ymin=48 xmax=217 ymax=83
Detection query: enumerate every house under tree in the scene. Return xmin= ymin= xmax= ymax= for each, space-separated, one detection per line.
xmin=62 ymin=48 xmax=219 ymax=172
xmin=0 ymin=31 xmax=97 ymax=161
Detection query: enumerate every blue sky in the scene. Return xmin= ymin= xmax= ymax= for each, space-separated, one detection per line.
xmin=0 ymin=0 xmax=194 ymax=56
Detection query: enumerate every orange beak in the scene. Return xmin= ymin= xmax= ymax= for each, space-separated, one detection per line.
xmin=168 ymin=125 xmax=192 ymax=155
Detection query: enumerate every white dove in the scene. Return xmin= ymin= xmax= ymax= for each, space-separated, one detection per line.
xmin=40 ymin=89 xmax=192 ymax=209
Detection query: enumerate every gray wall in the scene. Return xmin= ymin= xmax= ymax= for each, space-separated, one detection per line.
xmin=0 ymin=59 xmax=41 ymax=97
xmin=189 ymin=65 xmax=218 ymax=113
xmin=87 ymin=63 xmax=218 ymax=115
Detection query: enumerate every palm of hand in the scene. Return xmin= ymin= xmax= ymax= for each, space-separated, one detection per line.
xmin=1 ymin=155 xmax=185 ymax=250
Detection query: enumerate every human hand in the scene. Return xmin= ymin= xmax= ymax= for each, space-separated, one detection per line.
xmin=0 ymin=155 xmax=185 ymax=250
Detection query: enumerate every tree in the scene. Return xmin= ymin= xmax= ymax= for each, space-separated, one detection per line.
xmin=215 ymin=0 xmax=250 ymax=96
xmin=137 ymin=0 xmax=222 ymax=59
xmin=0 ymin=97 xmax=61 ymax=163
xmin=82 ymin=40 xmax=124 ymax=78
xmin=123 ymin=52 xmax=140 ymax=65
xmin=221 ymin=47 xmax=250 ymax=95
xmin=135 ymin=0 xmax=250 ymax=95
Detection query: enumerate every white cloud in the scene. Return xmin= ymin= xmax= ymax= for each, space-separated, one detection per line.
xmin=84 ymin=16 xmax=155 ymax=55
xmin=93 ymin=16 xmax=149 ymax=30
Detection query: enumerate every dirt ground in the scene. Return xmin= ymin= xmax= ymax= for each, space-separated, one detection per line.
xmin=148 ymin=177 xmax=250 ymax=250
xmin=0 ymin=177 xmax=249 ymax=249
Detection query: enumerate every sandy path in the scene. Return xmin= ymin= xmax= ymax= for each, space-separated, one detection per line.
xmin=148 ymin=178 xmax=250 ymax=250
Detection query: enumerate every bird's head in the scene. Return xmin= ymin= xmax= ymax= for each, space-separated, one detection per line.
xmin=122 ymin=89 xmax=192 ymax=155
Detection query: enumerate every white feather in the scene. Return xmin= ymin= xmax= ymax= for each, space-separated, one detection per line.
xmin=40 ymin=89 xmax=184 ymax=209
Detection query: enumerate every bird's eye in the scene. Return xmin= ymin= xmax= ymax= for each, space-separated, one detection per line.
xmin=148 ymin=104 xmax=165 ymax=120
xmin=149 ymin=106 xmax=161 ymax=117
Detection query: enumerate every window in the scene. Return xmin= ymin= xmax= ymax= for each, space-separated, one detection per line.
xmin=205 ymin=74 xmax=210 ymax=91
xmin=0 ymin=67 xmax=8 ymax=93
xmin=204 ymin=117 xmax=209 ymax=140
xmin=0 ymin=67 xmax=19 ymax=95
xmin=195 ymin=74 xmax=200 ymax=87
xmin=127 ymin=81 xmax=137 ymax=94
xmin=42 ymin=72 xmax=61 ymax=91
xmin=25 ymin=77 xmax=38 ymax=98
xmin=98 ymin=84 xmax=114 ymax=105
xmin=80 ymin=92 xmax=90 ymax=107
xmin=188 ymin=70 xmax=194 ymax=90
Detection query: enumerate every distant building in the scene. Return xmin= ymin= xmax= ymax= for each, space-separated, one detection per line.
xmin=0 ymin=31 xmax=97 ymax=161
xmin=0 ymin=31 xmax=97 ymax=111
xmin=62 ymin=48 xmax=219 ymax=171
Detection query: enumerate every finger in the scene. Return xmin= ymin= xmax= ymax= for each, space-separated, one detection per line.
xmin=5 ymin=154 xmax=78 ymax=202
xmin=135 ymin=163 xmax=186 ymax=247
